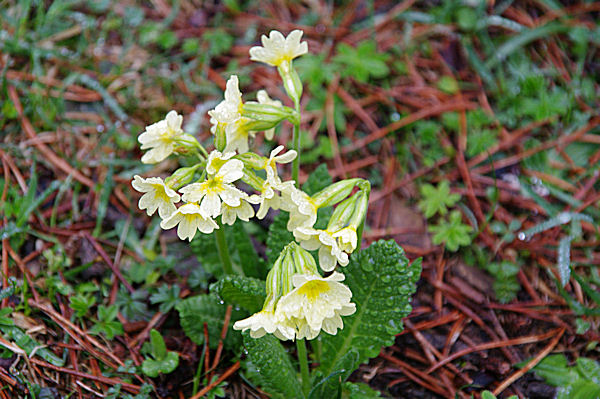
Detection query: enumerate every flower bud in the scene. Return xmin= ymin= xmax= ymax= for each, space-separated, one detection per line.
xmin=174 ymin=133 xmax=201 ymax=151
xmin=290 ymin=242 xmax=319 ymax=275
xmin=241 ymin=168 xmax=265 ymax=191
xmin=164 ymin=164 xmax=202 ymax=190
xmin=236 ymin=152 xmax=267 ymax=170
xmin=278 ymin=64 xmax=303 ymax=105
xmin=327 ymin=192 xmax=360 ymax=231
xmin=349 ymin=189 xmax=369 ymax=229
xmin=214 ymin=124 xmax=227 ymax=152
xmin=312 ymin=178 xmax=362 ymax=208
xmin=242 ymin=103 xmax=295 ymax=124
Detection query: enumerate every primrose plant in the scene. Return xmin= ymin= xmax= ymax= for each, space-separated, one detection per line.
xmin=132 ymin=30 xmax=420 ymax=398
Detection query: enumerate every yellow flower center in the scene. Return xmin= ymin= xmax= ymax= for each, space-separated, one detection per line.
xmin=202 ymin=175 xmax=225 ymax=194
xmin=152 ymin=184 xmax=171 ymax=202
xmin=297 ymin=280 xmax=330 ymax=302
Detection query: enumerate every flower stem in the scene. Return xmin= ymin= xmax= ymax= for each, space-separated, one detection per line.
xmin=296 ymin=338 xmax=310 ymax=395
xmin=215 ymin=219 xmax=234 ymax=275
xmin=292 ymin=101 xmax=300 ymax=188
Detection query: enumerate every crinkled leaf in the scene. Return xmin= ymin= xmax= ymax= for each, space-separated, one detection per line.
xmin=531 ymin=354 xmax=578 ymax=386
xmin=176 ymin=294 xmax=243 ymax=349
xmin=309 ymin=349 xmax=359 ymax=399
xmin=242 ymin=332 xmax=304 ymax=399
xmin=231 ymin=223 xmax=265 ymax=279
xmin=210 ymin=275 xmax=266 ymax=314
xmin=266 ymin=212 xmax=294 ymax=267
xmin=302 ymin=164 xmax=333 ymax=196
xmin=318 ymin=240 xmax=420 ymax=382
xmin=210 ymin=275 xmax=266 ymax=313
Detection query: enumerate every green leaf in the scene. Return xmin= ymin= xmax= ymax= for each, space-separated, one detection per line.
xmin=575 ymin=357 xmax=600 ymax=381
xmin=231 ymin=224 xmax=266 ymax=279
xmin=69 ymin=294 xmax=96 ymax=318
xmin=210 ymin=275 xmax=266 ymax=314
xmin=558 ymin=236 xmax=572 ymax=286
xmin=429 ymin=210 xmax=473 ymax=251
xmin=149 ymin=284 xmax=181 ymax=313
xmin=418 ymin=181 xmax=461 ymax=218
xmin=531 ymin=354 xmax=578 ymax=386
xmin=309 ymin=350 xmax=359 ymax=399
xmin=90 ymin=305 xmax=123 ymax=339
xmin=486 ymin=22 xmax=569 ymax=69
xmin=0 ymin=325 xmax=64 ymax=366
xmin=150 ymin=329 xmax=167 ymax=360
xmin=303 ymin=164 xmax=333 ymax=196
xmin=242 ymin=332 xmax=304 ymax=399
xmin=142 ymin=351 xmax=179 ymax=378
xmin=266 ymin=212 xmax=294 ymax=266
xmin=191 ymin=223 xmax=260 ymax=277
xmin=333 ymin=41 xmax=390 ymax=83
xmin=318 ymin=241 xmax=420 ymax=383
xmin=342 ymin=382 xmax=383 ymax=398
xmin=176 ymin=294 xmax=243 ymax=349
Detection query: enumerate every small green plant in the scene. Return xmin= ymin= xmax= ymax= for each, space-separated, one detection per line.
xmin=418 ymin=180 xmax=461 ymax=218
xmin=333 ymin=41 xmax=390 ymax=83
xmin=430 ymin=210 xmax=473 ymax=252
xmin=141 ymin=329 xmax=179 ymax=378
xmin=419 ymin=181 xmax=473 ymax=252
xmin=89 ymin=305 xmax=124 ymax=340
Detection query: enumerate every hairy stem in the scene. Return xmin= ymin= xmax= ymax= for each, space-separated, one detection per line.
xmin=215 ymin=219 xmax=234 ymax=275
xmin=296 ymin=338 xmax=310 ymax=395
xmin=292 ymin=101 xmax=300 ymax=188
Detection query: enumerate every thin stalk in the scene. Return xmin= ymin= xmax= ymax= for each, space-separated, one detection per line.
xmin=215 ymin=219 xmax=234 ymax=275
xmin=296 ymin=338 xmax=310 ymax=395
xmin=292 ymin=100 xmax=300 ymax=188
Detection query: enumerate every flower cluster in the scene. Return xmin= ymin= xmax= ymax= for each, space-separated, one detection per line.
xmin=131 ymin=30 xmax=370 ymax=341
xmin=233 ymin=243 xmax=356 ymax=340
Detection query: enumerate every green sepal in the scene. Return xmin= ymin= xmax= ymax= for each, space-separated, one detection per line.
xmin=313 ymin=178 xmax=362 ymax=208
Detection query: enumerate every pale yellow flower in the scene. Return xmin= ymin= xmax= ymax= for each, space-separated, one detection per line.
xmin=333 ymin=226 xmax=358 ymax=253
xmin=138 ymin=110 xmax=184 ymax=163
xmin=208 ymin=75 xmax=242 ymax=134
xmin=180 ymin=155 xmax=245 ymax=218
xmin=264 ymin=145 xmax=296 ymax=186
xmin=221 ymin=198 xmax=255 ymax=225
xmin=233 ymin=296 xmax=295 ymax=340
xmin=249 ymin=180 xmax=280 ymax=220
xmin=160 ymin=203 xmax=218 ymax=241
xmin=279 ymin=186 xmax=317 ymax=231
xmin=293 ymin=227 xmax=349 ymax=272
xmin=276 ymin=272 xmax=355 ymax=339
xmin=132 ymin=175 xmax=180 ymax=219
xmin=249 ymin=30 xmax=308 ymax=68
